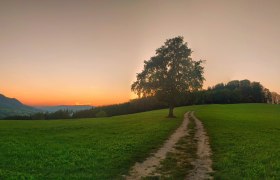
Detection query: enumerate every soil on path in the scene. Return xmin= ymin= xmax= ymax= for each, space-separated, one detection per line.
xmin=126 ymin=112 xmax=190 ymax=179
xmin=126 ymin=111 xmax=213 ymax=180
xmin=186 ymin=112 xmax=213 ymax=180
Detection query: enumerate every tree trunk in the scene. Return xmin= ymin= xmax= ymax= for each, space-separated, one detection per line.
xmin=168 ymin=105 xmax=175 ymax=118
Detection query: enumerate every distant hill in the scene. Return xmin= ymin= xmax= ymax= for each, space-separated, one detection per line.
xmin=0 ymin=94 xmax=40 ymax=118
xmin=36 ymin=105 xmax=94 ymax=113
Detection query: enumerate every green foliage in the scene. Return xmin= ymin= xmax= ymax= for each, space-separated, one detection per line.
xmin=0 ymin=108 xmax=186 ymax=179
xmin=131 ymin=36 xmax=205 ymax=117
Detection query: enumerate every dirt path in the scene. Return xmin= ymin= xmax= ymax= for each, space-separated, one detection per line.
xmin=126 ymin=111 xmax=213 ymax=179
xmin=187 ymin=112 xmax=213 ymax=180
xmin=126 ymin=112 xmax=190 ymax=179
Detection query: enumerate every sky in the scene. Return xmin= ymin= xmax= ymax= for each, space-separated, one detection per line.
xmin=0 ymin=0 xmax=280 ymax=106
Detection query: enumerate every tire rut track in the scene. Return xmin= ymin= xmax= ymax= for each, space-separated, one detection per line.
xmin=126 ymin=111 xmax=213 ymax=179
xmin=187 ymin=112 xmax=213 ymax=180
xmin=126 ymin=112 xmax=190 ymax=179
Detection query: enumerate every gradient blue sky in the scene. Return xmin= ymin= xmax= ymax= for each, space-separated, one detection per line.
xmin=0 ymin=0 xmax=279 ymax=106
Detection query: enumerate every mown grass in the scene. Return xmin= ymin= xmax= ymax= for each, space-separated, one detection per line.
xmin=1 ymin=104 xmax=280 ymax=179
xmin=0 ymin=108 xmax=188 ymax=179
xmin=193 ymin=104 xmax=280 ymax=179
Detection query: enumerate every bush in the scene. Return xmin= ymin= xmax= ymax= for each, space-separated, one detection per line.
xmin=95 ymin=110 xmax=108 ymax=117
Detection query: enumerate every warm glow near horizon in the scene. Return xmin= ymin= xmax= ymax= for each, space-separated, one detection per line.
xmin=1 ymin=0 xmax=280 ymax=106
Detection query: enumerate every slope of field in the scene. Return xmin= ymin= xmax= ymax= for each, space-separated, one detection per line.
xmin=193 ymin=104 xmax=280 ymax=179
xmin=0 ymin=108 xmax=187 ymax=179
xmin=1 ymin=104 xmax=280 ymax=179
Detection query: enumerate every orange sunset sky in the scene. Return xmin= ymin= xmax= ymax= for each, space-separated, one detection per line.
xmin=0 ymin=0 xmax=280 ymax=106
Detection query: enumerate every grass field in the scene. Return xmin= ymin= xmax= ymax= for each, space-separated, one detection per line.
xmin=0 ymin=108 xmax=187 ymax=179
xmin=1 ymin=104 xmax=280 ymax=179
xmin=193 ymin=104 xmax=280 ymax=179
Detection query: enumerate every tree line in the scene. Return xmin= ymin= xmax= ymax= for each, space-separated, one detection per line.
xmin=181 ymin=79 xmax=272 ymax=105
xmin=2 ymin=79 xmax=278 ymax=120
xmin=2 ymin=96 xmax=166 ymax=120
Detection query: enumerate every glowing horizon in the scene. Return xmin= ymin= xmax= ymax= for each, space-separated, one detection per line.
xmin=1 ymin=0 xmax=280 ymax=106
xmin=1 ymin=79 xmax=278 ymax=107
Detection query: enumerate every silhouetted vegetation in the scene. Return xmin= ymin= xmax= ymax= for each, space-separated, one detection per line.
xmin=178 ymin=79 xmax=272 ymax=106
xmin=2 ymin=80 xmax=277 ymax=120
xmin=72 ymin=96 xmax=166 ymax=118
xmin=132 ymin=36 xmax=205 ymax=117
xmin=271 ymin=92 xmax=280 ymax=104
xmin=3 ymin=110 xmax=72 ymax=120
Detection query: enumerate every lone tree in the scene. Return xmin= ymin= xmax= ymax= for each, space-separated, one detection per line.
xmin=131 ymin=36 xmax=205 ymax=117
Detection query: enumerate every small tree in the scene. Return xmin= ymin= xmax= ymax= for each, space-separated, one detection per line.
xmin=131 ymin=36 xmax=205 ymax=117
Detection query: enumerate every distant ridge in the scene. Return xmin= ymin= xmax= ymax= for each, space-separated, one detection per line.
xmin=0 ymin=94 xmax=39 ymax=118
xmin=36 ymin=105 xmax=94 ymax=113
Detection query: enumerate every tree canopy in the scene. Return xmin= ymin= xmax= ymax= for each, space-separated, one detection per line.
xmin=131 ymin=36 xmax=205 ymax=117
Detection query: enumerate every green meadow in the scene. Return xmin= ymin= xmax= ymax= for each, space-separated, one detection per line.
xmin=0 ymin=104 xmax=280 ymax=179
xmin=0 ymin=109 xmax=185 ymax=179
xmin=194 ymin=104 xmax=280 ymax=179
